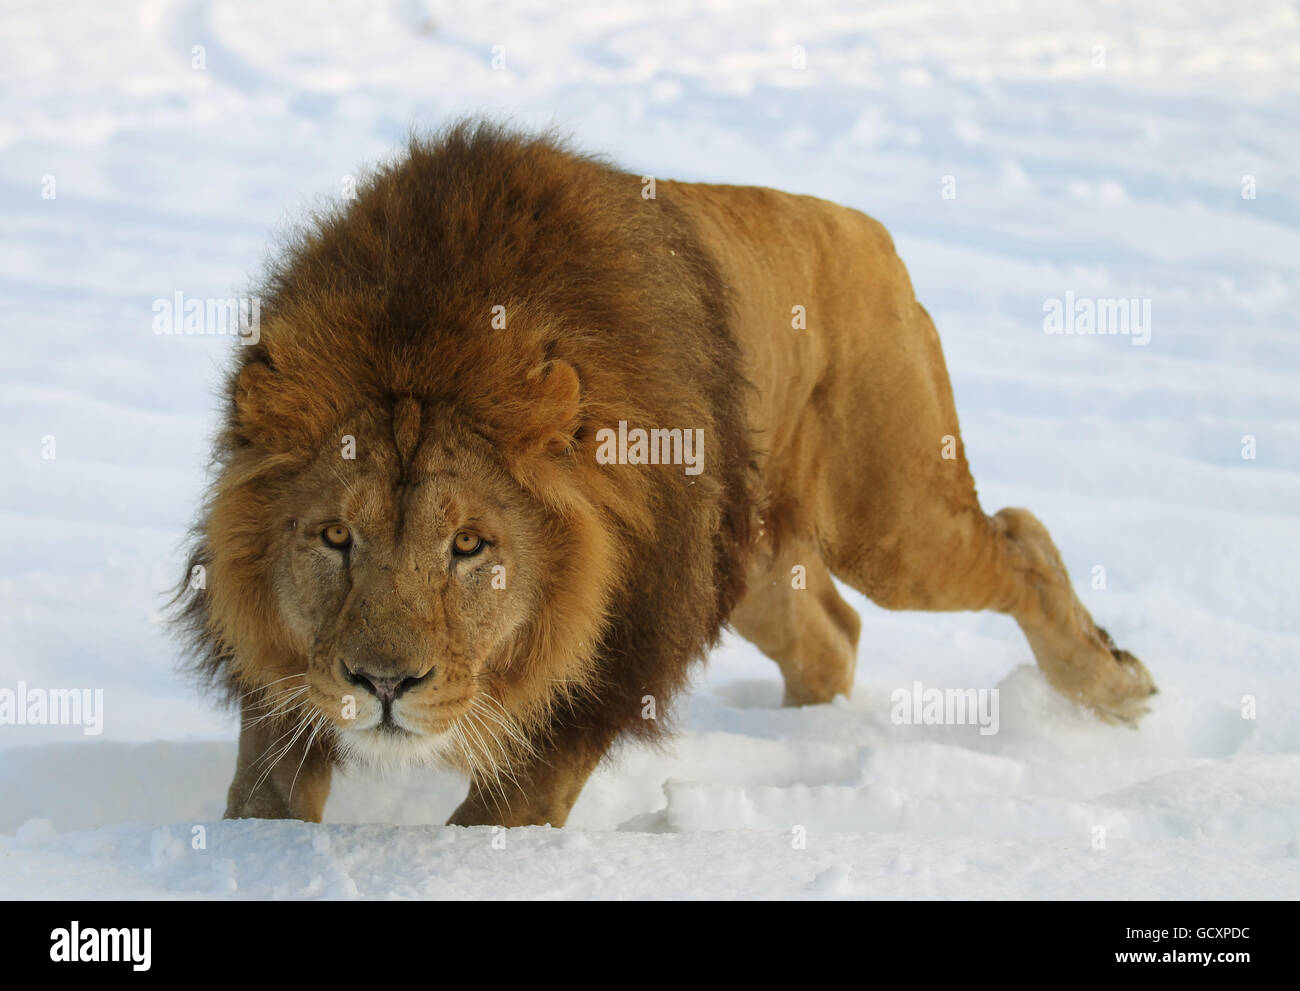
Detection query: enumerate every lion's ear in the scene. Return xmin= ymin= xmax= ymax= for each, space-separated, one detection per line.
xmin=518 ymin=360 xmax=581 ymax=456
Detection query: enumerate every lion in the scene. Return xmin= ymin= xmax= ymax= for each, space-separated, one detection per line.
xmin=174 ymin=120 xmax=1156 ymax=827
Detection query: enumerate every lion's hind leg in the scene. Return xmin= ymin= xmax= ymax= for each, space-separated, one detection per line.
xmin=814 ymin=301 xmax=1155 ymax=723
xmin=730 ymin=538 xmax=861 ymax=707
xmin=826 ymin=495 xmax=1156 ymax=724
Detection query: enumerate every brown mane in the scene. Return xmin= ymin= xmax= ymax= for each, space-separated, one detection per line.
xmin=174 ymin=119 xmax=758 ymax=758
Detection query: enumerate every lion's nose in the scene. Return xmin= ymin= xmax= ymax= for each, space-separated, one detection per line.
xmin=342 ymin=664 xmax=433 ymax=704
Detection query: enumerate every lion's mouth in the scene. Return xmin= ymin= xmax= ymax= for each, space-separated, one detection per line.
xmin=336 ymin=719 xmax=459 ymax=770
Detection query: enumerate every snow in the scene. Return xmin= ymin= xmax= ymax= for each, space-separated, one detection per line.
xmin=2 ymin=0 xmax=1299 ymax=898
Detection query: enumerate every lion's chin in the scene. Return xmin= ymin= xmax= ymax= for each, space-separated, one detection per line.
xmin=334 ymin=723 xmax=460 ymax=773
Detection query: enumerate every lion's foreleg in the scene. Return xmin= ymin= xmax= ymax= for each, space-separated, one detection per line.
xmin=447 ymin=720 xmax=611 ymax=828
xmin=224 ymin=706 xmax=334 ymax=821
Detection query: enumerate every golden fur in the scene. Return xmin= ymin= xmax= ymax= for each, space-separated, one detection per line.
xmin=175 ymin=121 xmax=1155 ymax=827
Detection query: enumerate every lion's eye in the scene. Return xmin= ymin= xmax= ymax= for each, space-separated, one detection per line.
xmin=452 ymin=531 xmax=484 ymax=556
xmin=322 ymin=524 xmax=352 ymax=549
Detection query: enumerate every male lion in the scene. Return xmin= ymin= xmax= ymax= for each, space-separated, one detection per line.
xmin=176 ymin=121 xmax=1155 ymax=827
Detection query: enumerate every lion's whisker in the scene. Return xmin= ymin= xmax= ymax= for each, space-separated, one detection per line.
xmin=244 ymin=689 xmax=312 ymax=730
xmin=470 ymin=694 xmax=531 ymax=753
xmin=250 ymin=704 xmax=322 ymax=798
xmin=235 ymin=672 xmax=306 ymax=703
xmin=251 ymin=703 xmax=315 ymax=773
xmin=459 ymin=708 xmax=503 ymax=796
xmin=288 ymin=714 xmax=327 ymax=801
xmin=464 ymin=704 xmax=529 ymax=810
xmin=243 ymin=686 xmax=310 ymax=719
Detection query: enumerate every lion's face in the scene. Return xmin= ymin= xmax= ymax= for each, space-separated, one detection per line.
xmin=267 ymin=412 xmax=549 ymax=769
xmin=195 ymin=355 xmax=614 ymax=785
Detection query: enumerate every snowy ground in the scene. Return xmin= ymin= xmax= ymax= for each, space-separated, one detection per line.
xmin=2 ymin=0 xmax=1299 ymax=898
